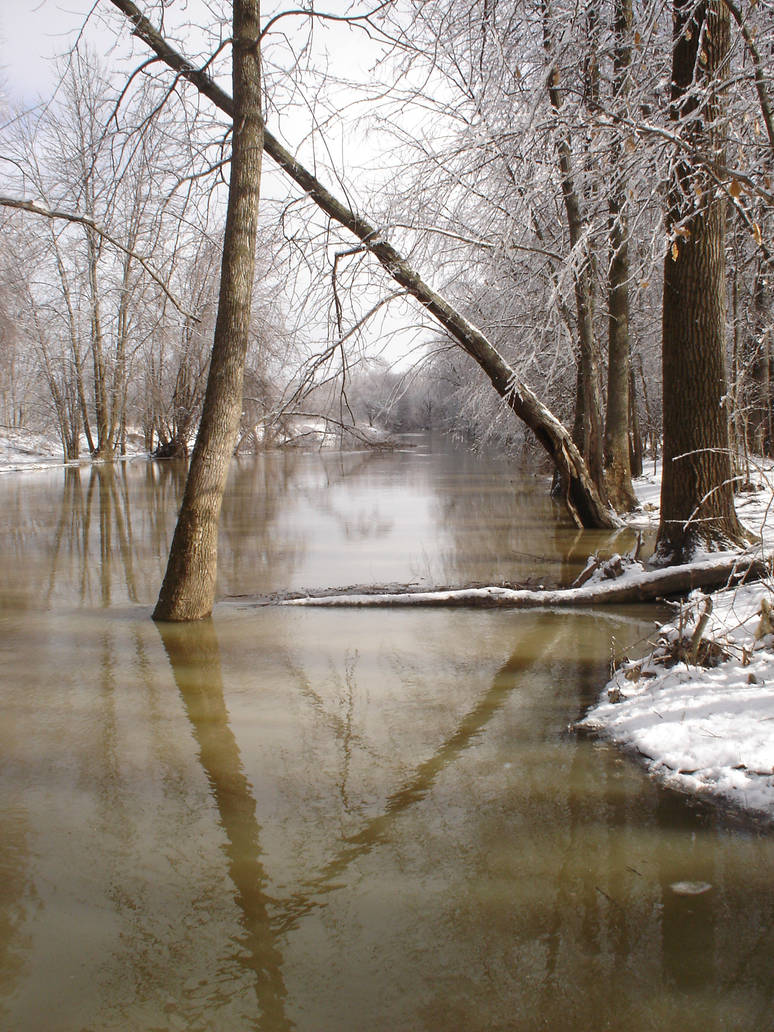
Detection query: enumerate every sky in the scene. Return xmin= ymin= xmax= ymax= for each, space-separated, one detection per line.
xmin=0 ymin=1 xmax=113 ymax=107
xmin=0 ymin=0 xmax=431 ymax=368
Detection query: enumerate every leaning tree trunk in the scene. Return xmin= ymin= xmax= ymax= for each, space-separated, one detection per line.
xmin=153 ymin=0 xmax=263 ymax=621
xmin=655 ymin=0 xmax=747 ymax=564
xmin=108 ymin=0 xmax=619 ymax=532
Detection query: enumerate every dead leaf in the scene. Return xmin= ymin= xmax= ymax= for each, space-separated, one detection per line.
xmin=671 ymin=241 xmax=679 ymax=261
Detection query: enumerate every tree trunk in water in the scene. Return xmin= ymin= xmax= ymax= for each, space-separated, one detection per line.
xmin=108 ymin=0 xmax=619 ymax=532
xmin=655 ymin=0 xmax=747 ymax=563
xmin=86 ymin=227 xmax=112 ymax=458
xmin=604 ymin=0 xmax=638 ymax=512
xmin=543 ymin=0 xmax=607 ymax=502
xmin=153 ymin=0 xmax=263 ymax=622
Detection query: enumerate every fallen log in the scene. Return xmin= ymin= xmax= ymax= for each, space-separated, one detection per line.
xmin=272 ymin=553 xmax=768 ymax=609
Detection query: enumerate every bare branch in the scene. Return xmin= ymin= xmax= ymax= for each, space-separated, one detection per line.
xmin=0 ymin=195 xmax=199 ymax=320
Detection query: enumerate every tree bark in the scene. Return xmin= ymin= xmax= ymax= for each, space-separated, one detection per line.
xmin=628 ymin=360 xmax=643 ymax=477
xmin=152 ymin=0 xmax=263 ymax=621
xmin=543 ymin=2 xmax=607 ymax=502
xmin=604 ymin=0 xmax=638 ymax=512
xmin=749 ymin=264 xmax=773 ymax=456
xmin=655 ymin=0 xmax=747 ymax=564
xmin=107 ymin=0 xmax=619 ymax=532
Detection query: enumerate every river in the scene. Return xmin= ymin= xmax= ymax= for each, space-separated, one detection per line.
xmin=1 ymin=437 xmax=773 ymax=1031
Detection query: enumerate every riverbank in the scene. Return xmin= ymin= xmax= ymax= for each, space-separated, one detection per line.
xmin=0 ymin=424 xmax=148 ymax=473
xmin=582 ymin=459 xmax=774 ymax=825
xmin=3 ymin=424 xmax=773 ymax=822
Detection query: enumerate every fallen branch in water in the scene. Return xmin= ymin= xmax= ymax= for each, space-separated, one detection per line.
xmin=229 ymin=552 xmax=769 ymax=609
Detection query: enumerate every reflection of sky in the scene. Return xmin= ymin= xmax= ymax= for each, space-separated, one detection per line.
xmin=3 ymin=452 xmax=774 ymax=1029
xmin=287 ymin=475 xmax=438 ymax=588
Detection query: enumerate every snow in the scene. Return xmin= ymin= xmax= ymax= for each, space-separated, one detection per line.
xmin=580 ymin=460 xmax=774 ymax=824
xmin=2 ymin=424 xmax=774 ymax=822
xmin=0 ymin=425 xmax=147 ymax=472
xmin=0 ymin=425 xmax=73 ymax=473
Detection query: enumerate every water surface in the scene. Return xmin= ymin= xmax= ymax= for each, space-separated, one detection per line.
xmin=1 ymin=440 xmax=772 ymax=1031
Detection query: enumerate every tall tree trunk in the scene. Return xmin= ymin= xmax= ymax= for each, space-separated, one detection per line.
xmin=655 ymin=0 xmax=747 ymax=564
xmin=604 ymin=0 xmax=638 ymax=512
xmin=108 ymin=0 xmax=619 ymax=532
xmin=628 ymin=361 xmax=643 ymax=477
xmin=543 ymin=3 xmax=607 ymax=502
xmin=153 ymin=0 xmax=263 ymax=621
xmin=86 ymin=226 xmax=111 ymax=458
xmin=50 ymin=228 xmax=95 ymax=455
xmin=749 ymin=264 xmax=773 ymax=456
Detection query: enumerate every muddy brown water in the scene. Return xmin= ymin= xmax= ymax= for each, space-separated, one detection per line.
xmin=1 ymin=439 xmax=773 ymax=1031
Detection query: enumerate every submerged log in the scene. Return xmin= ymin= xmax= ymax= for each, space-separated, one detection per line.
xmin=265 ymin=553 xmax=767 ymax=609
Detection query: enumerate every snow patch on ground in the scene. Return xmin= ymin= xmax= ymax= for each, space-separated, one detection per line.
xmin=582 ymin=461 xmax=774 ymax=823
xmin=0 ymin=425 xmax=72 ymax=472
xmin=3 ymin=424 xmax=774 ymax=822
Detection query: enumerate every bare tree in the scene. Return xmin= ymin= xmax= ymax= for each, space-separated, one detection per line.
xmin=107 ymin=0 xmax=618 ymax=530
xmin=654 ymin=0 xmax=748 ymax=562
xmin=152 ymin=0 xmax=264 ymax=621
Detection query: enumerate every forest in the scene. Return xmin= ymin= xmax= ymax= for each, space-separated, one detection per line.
xmin=3 ymin=4 xmax=774 ymax=1028
xmin=1 ymin=0 xmax=772 ymax=617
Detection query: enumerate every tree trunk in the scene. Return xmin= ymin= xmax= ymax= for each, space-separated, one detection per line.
xmin=152 ymin=0 xmax=263 ymax=622
xmin=86 ymin=225 xmax=112 ymax=457
xmin=108 ymin=0 xmax=619 ymax=532
xmin=628 ymin=360 xmax=643 ymax=477
xmin=604 ymin=0 xmax=638 ymax=512
xmin=655 ymin=0 xmax=747 ymax=564
xmin=543 ymin=1 xmax=607 ymax=502
xmin=749 ymin=265 xmax=773 ymax=457
xmin=267 ymin=553 xmax=766 ymax=609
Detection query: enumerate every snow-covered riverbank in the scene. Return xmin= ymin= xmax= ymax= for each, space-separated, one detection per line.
xmin=0 ymin=425 xmax=147 ymax=472
xmin=2 ymin=425 xmax=773 ymax=821
xmin=0 ymin=425 xmax=75 ymax=472
xmin=582 ymin=460 xmax=774 ymax=825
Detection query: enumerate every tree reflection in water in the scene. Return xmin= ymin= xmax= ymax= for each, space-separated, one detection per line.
xmin=158 ymin=619 xmax=293 ymax=1032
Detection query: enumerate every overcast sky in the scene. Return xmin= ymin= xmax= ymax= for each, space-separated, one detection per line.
xmin=1 ymin=2 xmax=106 ymax=107
xmin=0 ymin=1 xmax=423 ymax=363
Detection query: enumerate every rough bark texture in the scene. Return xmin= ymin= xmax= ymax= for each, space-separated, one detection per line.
xmin=543 ymin=3 xmax=607 ymax=502
xmin=604 ymin=0 xmax=638 ymax=512
xmin=628 ymin=360 xmax=644 ymax=477
xmin=108 ymin=0 xmax=619 ymax=532
xmin=152 ymin=0 xmax=262 ymax=621
xmin=655 ymin=0 xmax=747 ymax=564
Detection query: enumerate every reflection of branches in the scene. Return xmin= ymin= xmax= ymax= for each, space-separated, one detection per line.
xmin=272 ymin=637 xmax=547 ymax=932
xmin=283 ymin=652 xmax=377 ymax=765
xmin=46 ymin=468 xmax=85 ymax=607
xmin=158 ymin=620 xmax=293 ymax=1032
